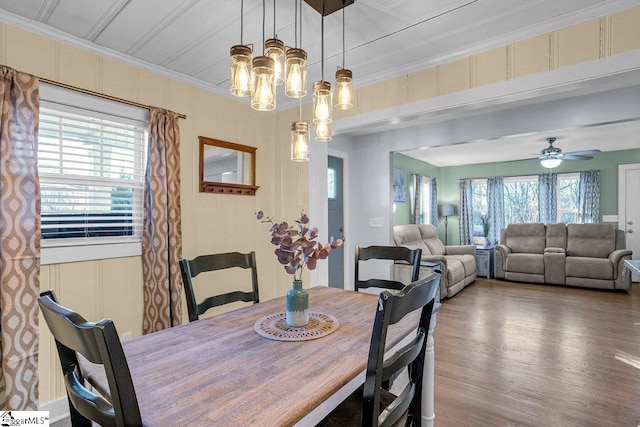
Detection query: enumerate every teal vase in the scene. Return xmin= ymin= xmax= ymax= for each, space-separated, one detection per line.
xmin=286 ymin=280 xmax=309 ymax=327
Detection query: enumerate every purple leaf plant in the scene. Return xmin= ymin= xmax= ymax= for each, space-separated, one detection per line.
xmin=256 ymin=210 xmax=344 ymax=281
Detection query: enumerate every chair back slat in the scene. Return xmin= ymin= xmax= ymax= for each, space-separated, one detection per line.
xmin=38 ymin=291 xmax=142 ymax=427
xmin=355 ymin=246 xmax=422 ymax=292
xmin=179 ymin=251 xmax=260 ymax=322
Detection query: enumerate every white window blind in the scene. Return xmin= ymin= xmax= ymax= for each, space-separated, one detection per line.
xmin=39 ymin=106 xmax=146 ymax=246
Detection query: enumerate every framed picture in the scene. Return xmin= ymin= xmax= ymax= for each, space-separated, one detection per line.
xmin=393 ymin=168 xmax=407 ymax=202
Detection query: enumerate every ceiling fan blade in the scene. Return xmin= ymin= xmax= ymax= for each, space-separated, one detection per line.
xmin=565 ymin=149 xmax=601 ymax=156
xmin=562 ymin=154 xmax=593 ymax=161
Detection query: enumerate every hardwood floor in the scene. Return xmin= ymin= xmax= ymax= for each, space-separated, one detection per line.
xmin=433 ymin=279 xmax=640 ymax=427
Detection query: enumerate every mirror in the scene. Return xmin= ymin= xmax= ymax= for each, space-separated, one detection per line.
xmin=199 ymin=136 xmax=259 ymax=195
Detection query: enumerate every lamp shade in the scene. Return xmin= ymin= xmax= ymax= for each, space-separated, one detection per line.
xmin=441 ymin=204 xmax=455 ymax=217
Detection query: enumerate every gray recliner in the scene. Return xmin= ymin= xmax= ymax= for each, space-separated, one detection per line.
xmin=393 ymin=224 xmax=476 ymax=298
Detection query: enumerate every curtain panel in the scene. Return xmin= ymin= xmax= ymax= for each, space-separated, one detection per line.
xmin=578 ymin=170 xmax=600 ymax=223
xmin=458 ymin=179 xmax=473 ymax=245
xmin=538 ymin=172 xmax=557 ymax=224
xmin=0 ymin=66 xmax=40 ymax=410
xmin=142 ymin=108 xmax=183 ymax=334
xmin=410 ymin=173 xmax=422 ymax=224
xmin=486 ymin=177 xmax=505 ymax=246
xmin=430 ymin=177 xmax=438 ymax=227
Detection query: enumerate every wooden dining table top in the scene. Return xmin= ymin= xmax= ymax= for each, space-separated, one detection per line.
xmin=122 ymin=286 xmax=420 ymax=426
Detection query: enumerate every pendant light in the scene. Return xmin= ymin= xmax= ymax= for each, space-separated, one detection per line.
xmin=251 ymin=0 xmax=276 ymax=111
xmin=230 ymin=0 xmax=252 ymax=97
xmin=315 ymin=120 xmax=332 ymax=142
xmin=313 ymin=10 xmax=332 ymax=141
xmin=285 ymin=0 xmax=307 ymax=98
xmin=335 ymin=1 xmax=353 ymax=110
xmin=291 ymin=96 xmax=309 ymax=161
xmin=265 ymin=0 xmax=285 ymax=86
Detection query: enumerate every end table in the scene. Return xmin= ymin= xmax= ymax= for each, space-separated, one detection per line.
xmin=475 ymin=246 xmax=494 ymax=278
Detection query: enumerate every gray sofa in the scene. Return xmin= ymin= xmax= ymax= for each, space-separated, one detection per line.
xmin=393 ymin=224 xmax=476 ymax=298
xmin=494 ymin=223 xmax=632 ymax=290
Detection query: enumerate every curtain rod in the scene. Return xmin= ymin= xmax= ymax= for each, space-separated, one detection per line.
xmin=39 ymin=77 xmax=187 ymax=120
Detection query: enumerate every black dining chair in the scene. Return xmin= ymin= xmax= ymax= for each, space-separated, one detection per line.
xmin=179 ymin=251 xmax=260 ymax=322
xmin=38 ymin=291 xmax=142 ymax=427
xmin=318 ymin=272 xmax=441 ymax=427
xmin=355 ymin=245 xmax=422 ymax=292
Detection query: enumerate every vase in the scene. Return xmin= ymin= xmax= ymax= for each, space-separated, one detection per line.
xmin=286 ymin=279 xmax=309 ymax=327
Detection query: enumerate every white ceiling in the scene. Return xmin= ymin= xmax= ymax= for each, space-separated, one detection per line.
xmin=0 ymin=0 xmax=638 ymax=109
xmin=1 ymin=0 xmax=638 ymax=165
xmin=402 ymin=119 xmax=640 ymax=167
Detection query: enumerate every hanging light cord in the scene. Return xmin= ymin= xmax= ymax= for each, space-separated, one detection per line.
xmin=273 ymin=0 xmax=277 ymax=38
xmin=299 ymin=0 xmax=303 ymax=50
xmin=321 ymin=11 xmax=324 ymax=80
xmin=342 ymin=0 xmax=345 ymax=68
xmin=294 ymin=0 xmax=298 ymax=47
xmin=262 ymin=0 xmax=266 ymax=53
xmin=240 ymin=0 xmax=244 ymax=45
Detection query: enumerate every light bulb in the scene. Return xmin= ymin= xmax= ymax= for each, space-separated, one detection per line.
xmin=315 ymin=121 xmax=332 ymax=142
xmin=335 ymin=69 xmax=353 ymax=110
xmin=285 ymin=48 xmax=307 ymax=98
xmin=229 ymin=45 xmax=252 ymax=97
xmin=313 ymin=81 xmax=332 ymax=124
xmin=234 ymin=62 xmax=251 ymax=94
xmin=251 ymin=56 xmax=276 ymax=111
xmin=291 ymin=121 xmax=310 ymax=162
xmin=265 ymin=39 xmax=285 ymax=86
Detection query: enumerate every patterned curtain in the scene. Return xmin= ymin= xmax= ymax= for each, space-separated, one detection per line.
xmin=578 ymin=170 xmax=600 ymax=223
xmin=0 ymin=66 xmax=40 ymax=410
xmin=430 ymin=177 xmax=438 ymax=227
xmin=538 ymin=172 xmax=557 ymax=224
xmin=410 ymin=173 xmax=422 ymax=224
xmin=458 ymin=179 xmax=473 ymax=245
xmin=486 ymin=176 xmax=505 ymax=246
xmin=142 ymin=108 xmax=183 ymax=334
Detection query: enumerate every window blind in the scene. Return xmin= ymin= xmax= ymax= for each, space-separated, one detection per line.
xmin=38 ymin=106 xmax=147 ymax=245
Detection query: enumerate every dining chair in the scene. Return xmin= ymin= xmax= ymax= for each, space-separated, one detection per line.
xmin=355 ymin=245 xmax=422 ymax=292
xmin=179 ymin=251 xmax=260 ymax=322
xmin=38 ymin=291 xmax=142 ymax=427
xmin=318 ymin=272 xmax=441 ymax=427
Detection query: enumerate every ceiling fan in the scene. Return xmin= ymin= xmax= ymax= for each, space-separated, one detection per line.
xmin=536 ymin=137 xmax=601 ymax=168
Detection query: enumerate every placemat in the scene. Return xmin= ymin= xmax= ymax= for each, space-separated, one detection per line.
xmin=253 ymin=312 xmax=339 ymax=341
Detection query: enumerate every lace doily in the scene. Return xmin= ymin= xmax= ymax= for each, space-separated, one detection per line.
xmin=253 ymin=312 xmax=339 ymax=341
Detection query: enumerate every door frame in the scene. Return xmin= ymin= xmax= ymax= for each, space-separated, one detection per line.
xmin=618 ymin=163 xmax=640 ymax=282
xmin=328 ymin=148 xmax=351 ymax=290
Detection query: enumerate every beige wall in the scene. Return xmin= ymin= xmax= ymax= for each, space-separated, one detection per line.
xmin=1 ymin=3 xmax=638 ymax=408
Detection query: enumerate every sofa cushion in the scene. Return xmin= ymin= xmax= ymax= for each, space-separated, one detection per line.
xmin=546 ymin=223 xmax=567 ymax=250
xmin=445 ymin=258 xmax=465 ymax=287
xmin=393 ymin=224 xmax=423 ymax=246
xmin=565 ymin=256 xmax=614 ymax=280
xmin=447 ymin=254 xmax=476 ymax=277
xmin=506 ymin=253 xmax=544 ymax=274
xmin=566 ymin=224 xmax=615 ymax=258
xmin=417 ymin=225 xmax=446 ymax=256
xmin=505 ymin=223 xmax=546 ymax=254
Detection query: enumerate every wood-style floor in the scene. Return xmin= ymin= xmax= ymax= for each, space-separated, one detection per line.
xmin=434 ymin=279 xmax=640 ymax=427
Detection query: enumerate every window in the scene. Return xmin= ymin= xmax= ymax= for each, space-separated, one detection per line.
xmin=470 ymin=173 xmax=582 ymax=229
xmin=419 ymin=178 xmax=431 ymax=224
xmin=557 ymin=173 xmax=579 ymax=223
xmin=38 ymin=83 xmax=148 ymax=264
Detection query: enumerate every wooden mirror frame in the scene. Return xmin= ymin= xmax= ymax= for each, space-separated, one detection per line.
xmin=199 ymin=136 xmax=259 ymax=195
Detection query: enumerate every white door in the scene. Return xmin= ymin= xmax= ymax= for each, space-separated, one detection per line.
xmin=619 ymin=164 xmax=640 ymax=282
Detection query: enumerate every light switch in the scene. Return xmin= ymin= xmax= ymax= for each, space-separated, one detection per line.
xmin=369 ymin=218 xmax=384 ymax=228
xmin=602 ymin=215 xmax=618 ymax=222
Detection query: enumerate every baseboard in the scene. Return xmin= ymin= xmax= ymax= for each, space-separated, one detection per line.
xmin=39 ymin=397 xmax=69 ymax=423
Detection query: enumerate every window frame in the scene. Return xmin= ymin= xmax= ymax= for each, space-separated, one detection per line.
xmin=39 ymin=83 xmax=149 ymax=265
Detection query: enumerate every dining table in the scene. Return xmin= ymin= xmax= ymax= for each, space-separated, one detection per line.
xmin=122 ymin=286 xmax=432 ymax=426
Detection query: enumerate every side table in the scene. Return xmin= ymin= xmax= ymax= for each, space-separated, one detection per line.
xmin=475 ymin=246 xmax=494 ymax=278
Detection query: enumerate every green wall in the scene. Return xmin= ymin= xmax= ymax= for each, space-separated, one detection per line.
xmin=393 ymin=149 xmax=640 ymax=244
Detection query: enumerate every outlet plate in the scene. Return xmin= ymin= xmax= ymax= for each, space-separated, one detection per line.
xmin=602 ymin=215 xmax=618 ymax=222
xmin=369 ymin=218 xmax=384 ymax=228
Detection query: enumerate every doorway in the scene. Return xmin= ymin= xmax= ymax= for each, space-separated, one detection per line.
xmin=619 ymin=163 xmax=640 ymax=282
xmin=328 ymin=156 xmax=344 ymax=288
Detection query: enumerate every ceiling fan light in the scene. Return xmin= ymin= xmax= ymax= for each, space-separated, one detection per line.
xmin=251 ymin=56 xmax=276 ymax=111
xmin=540 ymin=157 xmax=562 ymax=168
xmin=335 ymin=68 xmax=353 ymax=110
xmin=285 ymin=48 xmax=307 ymax=98
xmin=229 ymin=45 xmax=253 ymax=97
xmin=265 ymin=38 xmax=285 ymax=86
xmin=291 ymin=121 xmax=310 ymax=161
xmin=313 ymin=81 xmax=332 ymax=124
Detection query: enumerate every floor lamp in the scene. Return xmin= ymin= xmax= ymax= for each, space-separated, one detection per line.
xmin=441 ymin=204 xmax=455 ymax=245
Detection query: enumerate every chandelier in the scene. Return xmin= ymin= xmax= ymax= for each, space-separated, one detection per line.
xmin=229 ymin=0 xmax=355 ymax=160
